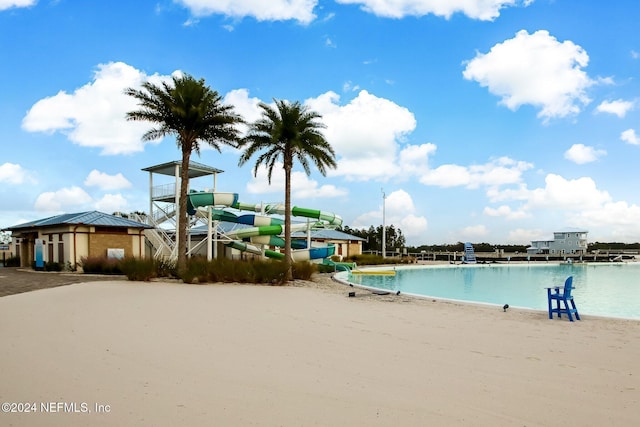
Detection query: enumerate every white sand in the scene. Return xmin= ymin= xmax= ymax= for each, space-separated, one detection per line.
xmin=1 ymin=278 xmax=639 ymax=426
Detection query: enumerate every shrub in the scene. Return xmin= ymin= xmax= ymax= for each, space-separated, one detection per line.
xmin=119 ymin=257 xmax=158 ymax=281
xmin=4 ymin=256 xmax=20 ymax=267
xmin=175 ymin=257 xmax=300 ymax=285
xmin=211 ymin=257 xmax=255 ymax=283
xmin=122 ymin=256 xmax=321 ymax=285
xmin=180 ymin=257 xmax=210 ymax=284
xmin=316 ymin=263 xmax=334 ymax=273
xmin=252 ymin=259 xmax=287 ymax=284
xmin=44 ymin=261 xmax=62 ymax=272
xmin=80 ymin=256 xmax=123 ymax=275
xmin=207 ymin=257 xmax=236 ymax=283
xmin=292 ymin=261 xmax=316 ymax=281
xmin=156 ymin=258 xmax=177 ymax=278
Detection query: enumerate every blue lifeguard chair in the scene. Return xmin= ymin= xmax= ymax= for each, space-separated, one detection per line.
xmin=546 ymin=276 xmax=581 ymax=321
xmin=462 ymin=242 xmax=476 ymax=264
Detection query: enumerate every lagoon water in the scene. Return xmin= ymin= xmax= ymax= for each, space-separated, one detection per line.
xmin=342 ymin=263 xmax=640 ymax=320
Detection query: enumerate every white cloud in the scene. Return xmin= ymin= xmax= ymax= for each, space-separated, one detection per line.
xmin=245 ymin=163 xmax=348 ymax=199
xmin=175 ymin=0 xmax=317 ymax=24
xmin=352 ymin=189 xmax=427 ymax=245
xmin=223 ymin=88 xmax=263 ymax=137
xmin=420 ymin=164 xmax=471 ymax=187
xmin=397 ymin=214 xmax=428 ymax=243
xmin=0 ymin=0 xmax=35 ymax=11
xmin=483 ymin=173 xmax=640 ymax=241
xmin=463 ymin=30 xmax=593 ymax=121
xmin=325 ymin=36 xmax=336 ymax=48
xmin=483 ymin=205 xmax=528 ymax=219
xmin=342 ymin=81 xmax=360 ymax=92
xmin=457 ymin=224 xmax=488 ymax=240
xmin=306 ymin=90 xmax=416 ymax=180
xmin=94 ymin=193 xmax=129 ymax=213
xmin=0 ymin=163 xmax=36 ymax=185
xmin=470 ymin=157 xmax=533 ymax=187
xmin=84 ymin=170 xmax=132 ymax=190
xmin=564 ymin=144 xmax=606 ymax=164
xmin=571 ymin=201 xmax=640 ymax=242
xmin=595 ymin=99 xmax=634 ymax=118
xmin=525 ymin=174 xmax=611 ymax=211
xmin=22 ymin=62 xmax=173 ymax=155
xmin=398 ymin=143 xmax=436 ymax=177
xmin=34 ymin=187 xmax=93 ymax=212
xmin=506 ymin=228 xmax=543 ymax=245
xmin=621 ymin=129 xmax=639 ymax=145
xmin=235 ymin=89 xmax=446 ymax=185
xmin=420 ymin=157 xmax=532 ymax=188
xmin=335 ymin=0 xmax=530 ymax=21
xmin=489 ymin=173 xmax=612 ymax=213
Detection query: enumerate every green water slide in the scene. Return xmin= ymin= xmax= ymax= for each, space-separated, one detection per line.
xmin=186 ymin=192 xmax=238 ymax=215
xmin=208 ymin=209 xmax=305 ymax=249
xmin=231 ymin=202 xmax=343 ymax=227
xmin=186 ymin=192 xmax=339 ymax=260
xmin=226 ymin=240 xmax=284 ymax=259
xmin=322 ymin=258 xmax=357 ymax=272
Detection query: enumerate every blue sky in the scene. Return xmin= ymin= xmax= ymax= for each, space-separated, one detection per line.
xmin=1 ymin=0 xmax=639 ymax=246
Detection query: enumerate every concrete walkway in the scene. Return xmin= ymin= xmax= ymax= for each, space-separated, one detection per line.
xmin=0 ymin=267 xmax=124 ymax=297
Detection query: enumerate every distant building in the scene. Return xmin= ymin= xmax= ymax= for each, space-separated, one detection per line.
xmin=291 ymin=228 xmax=366 ymax=259
xmin=2 ymin=211 xmax=151 ymax=268
xmin=0 ymin=241 xmax=12 ymax=266
xmin=527 ymin=228 xmax=588 ymax=255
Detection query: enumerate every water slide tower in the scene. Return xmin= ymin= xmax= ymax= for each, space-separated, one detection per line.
xmin=141 ymin=160 xmax=222 ymax=261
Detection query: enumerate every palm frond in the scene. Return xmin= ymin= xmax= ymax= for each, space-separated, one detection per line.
xmin=124 ymin=73 xmax=244 ymax=269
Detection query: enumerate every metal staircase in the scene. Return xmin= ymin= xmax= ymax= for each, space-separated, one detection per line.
xmin=141 ymin=160 xmax=222 ymax=261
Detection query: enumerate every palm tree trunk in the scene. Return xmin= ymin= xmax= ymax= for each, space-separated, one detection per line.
xmin=177 ymin=146 xmax=191 ymax=270
xmin=284 ymin=161 xmax=293 ymax=281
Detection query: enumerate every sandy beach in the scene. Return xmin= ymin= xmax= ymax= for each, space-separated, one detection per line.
xmin=1 ymin=275 xmax=639 ymax=426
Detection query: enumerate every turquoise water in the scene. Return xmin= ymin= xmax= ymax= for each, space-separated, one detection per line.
xmin=340 ymin=263 xmax=640 ymax=320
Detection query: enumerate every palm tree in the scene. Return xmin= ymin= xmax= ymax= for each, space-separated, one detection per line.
xmin=125 ymin=74 xmax=244 ymax=270
xmin=238 ymin=99 xmax=337 ymax=280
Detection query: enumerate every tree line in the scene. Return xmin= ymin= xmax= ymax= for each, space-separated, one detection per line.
xmin=339 ymin=225 xmax=406 ymax=253
xmin=338 ymin=225 xmax=640 ymax=254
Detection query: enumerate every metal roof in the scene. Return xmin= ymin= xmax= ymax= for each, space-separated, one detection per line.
xmin=554 ymin=228 xmax=588 ymax=233
xmin=3 ymin=211 xmax=152 ymax=231
xmin=141 ymin=160 xmax=224 ymax=178
xmin=292 ymin=229 xmax=366 ymax=241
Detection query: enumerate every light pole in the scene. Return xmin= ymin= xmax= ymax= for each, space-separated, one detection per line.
xmin=381 ymin=188 xmax=386 ymax=258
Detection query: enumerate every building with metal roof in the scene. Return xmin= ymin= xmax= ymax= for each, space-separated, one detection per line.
xmin=526 ymin=228 xmax=588 ymax=256
xmin=2 ymin=211 xmax=151 ymax=269
xmin=291 ymin=228 xmax=365 ymax=259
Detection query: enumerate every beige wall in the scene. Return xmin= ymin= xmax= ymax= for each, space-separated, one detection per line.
xmin=323 ymin=240 xmax=362 ymax=259
xmin=89 ymin=232 xmax=133 ymax=258
xmin=88 ymin=228 xmax=145 ymax=259
xmin=11 ymin=226 xmax=146 ymax=267
xmin=1 ymin=247 xmax=12 ymax=265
